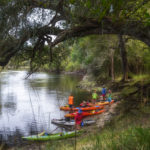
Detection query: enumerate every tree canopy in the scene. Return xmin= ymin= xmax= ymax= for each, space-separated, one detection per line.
xmin=0 ymin=0 xmax=150 ymax=69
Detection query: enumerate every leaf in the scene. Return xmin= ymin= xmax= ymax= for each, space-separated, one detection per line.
xmin=70 ymin=0 xmax=75 ymax=4
xmin=86 ymin=0 xmax=91 ymax=8
xmin=145 ymin=12 xmax=150 ymax=18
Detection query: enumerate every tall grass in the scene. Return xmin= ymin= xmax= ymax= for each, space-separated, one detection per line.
xmin=83 ymin=127 xmax=150 ymax=150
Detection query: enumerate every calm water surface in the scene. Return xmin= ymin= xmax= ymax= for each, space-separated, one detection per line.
xmin=0 ymin=70 xmax=90 ymax=144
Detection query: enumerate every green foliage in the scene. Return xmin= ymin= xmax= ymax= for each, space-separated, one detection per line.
xmin=127 ymin=39 xmax=150 ymax=74
xmin=63 ymin=33 xmax=150 ymax=83
xmin=0 ymin=0 xmax=11 ymax=5
xmin=1 ymin=0 xmax=150 ymax=80
xmin=67 ymin=0 xmax=150 ymax=24
xmin=64 ymin=35 xmax=121 ymax=80
xmin=8 ymin=41 xmax=71 ymax=72
xmin=84 ymin=127 xmax=150 ymax=150
xmin=121 ymin=86 xmax=138 ymax=97
xmin=49 ymin=44 xmax=70 ymax=72
xmin=68 ymin=0 xmax=118 ymax=23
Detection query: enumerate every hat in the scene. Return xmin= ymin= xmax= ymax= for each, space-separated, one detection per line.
xmin=78 ymin=109 xmax=82 ymax=114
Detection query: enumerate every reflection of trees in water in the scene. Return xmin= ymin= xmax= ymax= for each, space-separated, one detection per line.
xmin=47 ymin=74 xmax=81 ymax=92
xmin=0 ymin=128 xmax=25 ymax=146
xmin=28 ymin=74 xmax=91 ymax=106
xmin=50 ymin=75 xmax=91 ymax=106
xmin=0 ymin=77 xmax=2 ymax=116
xmin=0 ymin=72 xmax=17 ymax=115
xmin=0 ymin=107 xmax=1 ymax=117
xmin=4 ymin=102 xmax=17 ymax=114
xmin=28 ymin=74 xmax=81 ymax=92
xmin=4 ymin=92 xmax=17 ymax=114
xmin=27 ymin=121 xmax=39 ymax=135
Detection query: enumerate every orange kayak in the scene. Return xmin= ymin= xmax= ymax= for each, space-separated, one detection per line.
xmin=96 ymin=100 xmax=114 ymax=106
xmin=65 ymin=109 xmax=105 ymax=118
xmin=60 ymin=105 xmax=104 ymax=111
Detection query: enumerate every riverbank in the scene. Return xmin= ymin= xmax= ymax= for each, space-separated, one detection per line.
xmin=6 ymin=74 xmax=150 ymax=150
xmin=7 ymin=104 xmax=150 ymax=150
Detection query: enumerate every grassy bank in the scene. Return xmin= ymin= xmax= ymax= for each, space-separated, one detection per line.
xmin=42 ymin=105 xmax=150 ymax=150
xmin=8 ymin=75 xmax=150 ymax=150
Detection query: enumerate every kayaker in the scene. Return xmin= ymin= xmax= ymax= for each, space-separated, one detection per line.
xmin=75 ymin=109 xmax=83 ymax=130
xmin=107 ymin=89 xmax=112 ymax=105
xmin=68 ymin=94 xmax=74 ymax=109
xmin=80 ymin=101 xmax=86 ymax=107
xmin=92 ymin=90 xmax=98 ymax=104
xmin=80 ymin=101 xmax=90 ymax=107
xmin=101 ymin=85 xmax=106 ymax=101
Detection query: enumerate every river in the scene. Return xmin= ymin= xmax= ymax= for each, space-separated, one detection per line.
xmin=0 ymin=70 xmax=90 ymax=145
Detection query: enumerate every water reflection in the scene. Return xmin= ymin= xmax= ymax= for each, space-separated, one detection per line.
xmin=0 ymin=70 xmax=90 ymax=144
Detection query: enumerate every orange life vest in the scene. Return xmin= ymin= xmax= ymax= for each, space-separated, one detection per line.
xmin=68 ymin=96 xmax=74 ymax=105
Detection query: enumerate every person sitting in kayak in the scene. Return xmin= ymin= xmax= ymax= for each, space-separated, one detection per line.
xmin=68 ymin=94 xmax=74 ymax=110
xmin=80 ymin=101 xmax=90 ymax=107
xmin=92 ymin=90 xmax=98 ymax=104
xmin=101 ymin=86 xmax=106 ymax=101
xmin=75 ymin=109 xmax=83 ymax=130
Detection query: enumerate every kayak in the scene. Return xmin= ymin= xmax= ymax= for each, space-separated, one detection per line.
xmin=22 ymin=130 xmax=82 ymax=141
xmin=65 ymin=109 xmax=105 ymax=118
xmin=51 ymin=119 xmax=95 ymax=126
xmin=96 ymin=100 xmax=114 ymax=106
xmin=60 ymin=100 xmax=114 ymax=111
xmin=60 ymin=105 xmax=104 ymax=111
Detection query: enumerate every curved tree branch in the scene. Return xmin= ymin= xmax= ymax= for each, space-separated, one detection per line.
xmin=0 ymin=0 xmax=150 ymax=67
xmin=52 ymin=18 xmax=150 ymax=47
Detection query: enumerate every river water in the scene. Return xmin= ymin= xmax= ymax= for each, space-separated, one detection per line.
xmin=0 ymin=70 xmax=90 ymax=145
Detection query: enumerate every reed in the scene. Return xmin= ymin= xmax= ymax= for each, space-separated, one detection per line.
xmin=81 ymin=127 xmax=150 ymax=150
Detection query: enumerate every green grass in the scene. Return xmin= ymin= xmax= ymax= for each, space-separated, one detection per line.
xmin=82 ymin=127 xmax=150 ymax=150
xmin=48 ymin=127 xmax=150 ymax=150
xmin=132 ymin=74 xmax=150 ymax=82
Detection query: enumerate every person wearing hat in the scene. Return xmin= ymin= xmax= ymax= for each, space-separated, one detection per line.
xmin=75 ymin=109 xmax=83 ymax=130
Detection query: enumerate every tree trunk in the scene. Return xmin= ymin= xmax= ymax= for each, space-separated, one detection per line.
xmin=56 ymin=65 xmax=60 ymax=73
xmin=110 ymin=48 xmax=115 ymax=82
xmin=118 ymin=35 xmax=128 ymax=81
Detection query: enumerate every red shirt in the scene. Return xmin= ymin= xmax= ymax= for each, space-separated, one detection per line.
xmin=75 ymin=113 xmax=83 ymax=125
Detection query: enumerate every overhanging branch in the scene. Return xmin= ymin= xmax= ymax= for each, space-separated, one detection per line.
xmin=52 ymin=17 xmax=150 ymax=47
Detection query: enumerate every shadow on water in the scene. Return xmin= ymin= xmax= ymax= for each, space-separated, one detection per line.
xmin=0 ymin=71 xmax=90 ymax=147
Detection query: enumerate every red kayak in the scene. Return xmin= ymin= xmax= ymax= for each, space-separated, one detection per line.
xmin=65 ymin=109 xmax=105 ymax=118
